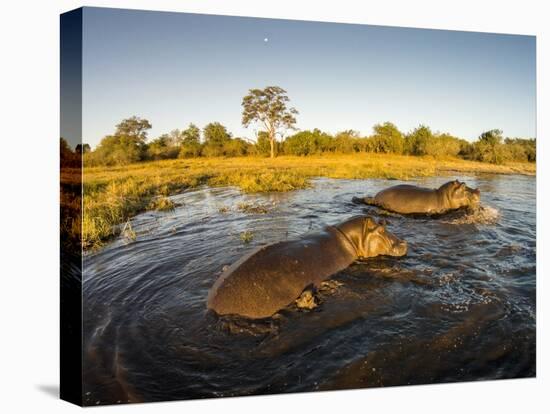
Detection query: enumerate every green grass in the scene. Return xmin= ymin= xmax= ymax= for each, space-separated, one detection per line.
xmin=240 ymin=231 xmax=254 ymax=244
xmin=82 ymin=154 xmax=535 ymax=249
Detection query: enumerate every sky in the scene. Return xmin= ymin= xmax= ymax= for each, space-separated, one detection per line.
xmin=73 ymin=7 xmax=535 ymax=148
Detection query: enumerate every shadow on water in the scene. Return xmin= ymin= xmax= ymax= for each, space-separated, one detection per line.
xmin=82 ymin=175 xmax=536 ymax=405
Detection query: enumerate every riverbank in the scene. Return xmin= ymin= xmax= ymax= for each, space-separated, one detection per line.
xmin=82 ymin=154 xmax=535 ymax=248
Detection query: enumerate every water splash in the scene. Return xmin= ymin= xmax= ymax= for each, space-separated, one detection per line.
xmin=442 ymin=205 xmax=500 ymax=225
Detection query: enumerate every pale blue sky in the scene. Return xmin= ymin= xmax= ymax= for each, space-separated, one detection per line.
xmin=79 ymin=7 xmax=536 ymax=147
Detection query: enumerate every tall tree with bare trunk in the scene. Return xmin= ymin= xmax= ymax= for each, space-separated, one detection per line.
xmin=241 ymin=86 xmax=298 ymax=158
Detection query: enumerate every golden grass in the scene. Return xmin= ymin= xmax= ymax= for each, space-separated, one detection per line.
xmin=148 ymin=196 xmax=176 ymax=212
xmin=82 ymin=154 xmax=535 ymax=248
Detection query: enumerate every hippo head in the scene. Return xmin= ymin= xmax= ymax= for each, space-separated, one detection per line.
xmin=336 ymin=216 xmax=408 ymax=259
xmin=439 ymin=180 xmax=480 ymax=210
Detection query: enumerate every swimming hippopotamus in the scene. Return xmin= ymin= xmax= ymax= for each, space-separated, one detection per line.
xmin=354 ymin=180 xmax=480 ymax=215
xmin=207 ymin=216 xmax=407 ymax=319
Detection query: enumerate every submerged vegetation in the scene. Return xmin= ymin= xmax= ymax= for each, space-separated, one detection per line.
xmin=240 ymin=230 xmax=255 ymax=244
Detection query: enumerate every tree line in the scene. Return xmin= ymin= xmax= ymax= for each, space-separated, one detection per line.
xmin=72 ymin=86 xmax=535 ymax=166
xmin=76 ymin=117 xmax=535 ymax=167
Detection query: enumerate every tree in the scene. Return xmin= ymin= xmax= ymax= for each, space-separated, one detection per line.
xmin=202 ymin=122 xmax=231 ymax=157
xmin=60 ymin=137 xmax=73 ymax=159
xmin=203 ymin=122 xmax=231 ymax=145
xmin=505 ymin=138 xmax=536 ymax=162
xmin=222 ymin=138 xmax=250 ymax=157
xmin=282 ymin=129 xmax=333 ymax=155
xmin=242 ymin=86 xmax=298 ymax=158
xmin=333 ymin=130 xmax=359 ymax=153
xmin=75 ymin=143 xmax=91 ymax=154
xmin=181 ymin=123 xmax=201 ymax=146
xmin=84 ymin=116 xmax=152 ymax=166
xmin=283 ymin=130 xmax=318 ymax=156
xmin=90 ymin=135 xmax=143 ymax=165
xmin=60 ymin=137 xmax=80 ymax=168
xmin=475 ymin=129 xmax=504 ymax=164
xmin=255 ymin=131 xmax=272 ymax=156
xmin=427 ymin=133 xmax=463 ymax=158
xmin=146 ymin=134 xmax=180 ymax=160
xmin=179 ymin=123 xmax=202 ymax=158
xmin=479 ymin=129 xmax=503 ymax=147
xmin=406 ymin=125 xmax=433 ymax=155
xmin=115 ymin=116 xmax=152 ymax=143
xmin=370 ymin=122 xmax=404 ymax=154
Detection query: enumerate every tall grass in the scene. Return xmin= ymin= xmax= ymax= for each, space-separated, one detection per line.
xmin=82 ymin=154 xmax=535 ymax=249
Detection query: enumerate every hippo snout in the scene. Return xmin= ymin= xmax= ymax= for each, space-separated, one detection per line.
xmin=391 ymin=239 xmax=408 ymax=256
xmin=469 ymin=188 xmax=481 ymax=205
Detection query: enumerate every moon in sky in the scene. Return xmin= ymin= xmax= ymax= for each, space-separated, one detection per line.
xmin=264 ymin=38 xmax=269 ymax=43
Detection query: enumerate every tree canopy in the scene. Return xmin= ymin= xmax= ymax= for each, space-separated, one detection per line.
xmin=242 ymin=86 xmax=298 ymax=158
xmin=115 ymin=116 xmax=152 ymax=143
xmin=371 ymin=122 xmax=404 ymax=154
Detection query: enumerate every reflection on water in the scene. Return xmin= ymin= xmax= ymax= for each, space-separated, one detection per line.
xmin=83 ymin=174 xmax=536 ymax=405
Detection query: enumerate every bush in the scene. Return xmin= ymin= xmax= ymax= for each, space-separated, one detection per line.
xmin=405 ymin=125 xmax=433 ymax=155
xmin=146 ymin=135 xmax=180 ymax=160
xmin=332 ymin=130 xmax=359 ymax=153
xmin=222 ymin=138 xmax=250 ymax=157
xmin=201 ymin=143 xmax=224 ymax=157
xmin=86 ymin=135 xmax=144 ymax=166
xmin=370 ymin=122 xmax=404 ymax=154
xmin=425 ymin=133 xmax=464 ymax=158
xmin=505 ymin=138 xmax=536 ymax=162
xmin=179 ymin=142 xmax=202 ymax=158
xmin=283 ymin=129 xmax=333 ymax=155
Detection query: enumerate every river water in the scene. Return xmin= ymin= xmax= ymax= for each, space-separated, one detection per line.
xmin=82 ymin=174 xmax=536 ymax=405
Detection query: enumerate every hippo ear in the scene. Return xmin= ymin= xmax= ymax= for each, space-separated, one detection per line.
xmin=364 ymin=217 xmax=378 ymax=232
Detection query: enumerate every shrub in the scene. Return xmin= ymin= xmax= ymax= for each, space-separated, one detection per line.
xmin=370 ymin=122 xmax=404 ymax=154
xmin=332 ymin=131 xmax=358 ymax=153
xmin=146 ymin=135 xmax=180 ymax=160
xmin=283 ymin=129 xmax=333 ymax=155
xmin=179 ymin=142 xmax=202 ymax=158
xmin=425 ymin=133 xmax=464 ymax=158
xmin=222 ymin=138 xmax=250 ymax=157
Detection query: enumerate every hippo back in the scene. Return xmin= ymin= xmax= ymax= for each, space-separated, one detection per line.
xmin=207 ymin=230 xmax=355 ymax=319
xmin=375 ymin=185 xmax=441 ymax=214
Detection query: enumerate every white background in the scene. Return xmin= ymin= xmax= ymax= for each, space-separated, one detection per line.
xmin=0 ymin=0 xmax=547 ymax=412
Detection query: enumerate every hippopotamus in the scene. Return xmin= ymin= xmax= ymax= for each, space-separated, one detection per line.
xmin=207 ymin=216 xmax=407 ymax=319
xmin=354 ymin=180 xmax=480 ymax=215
